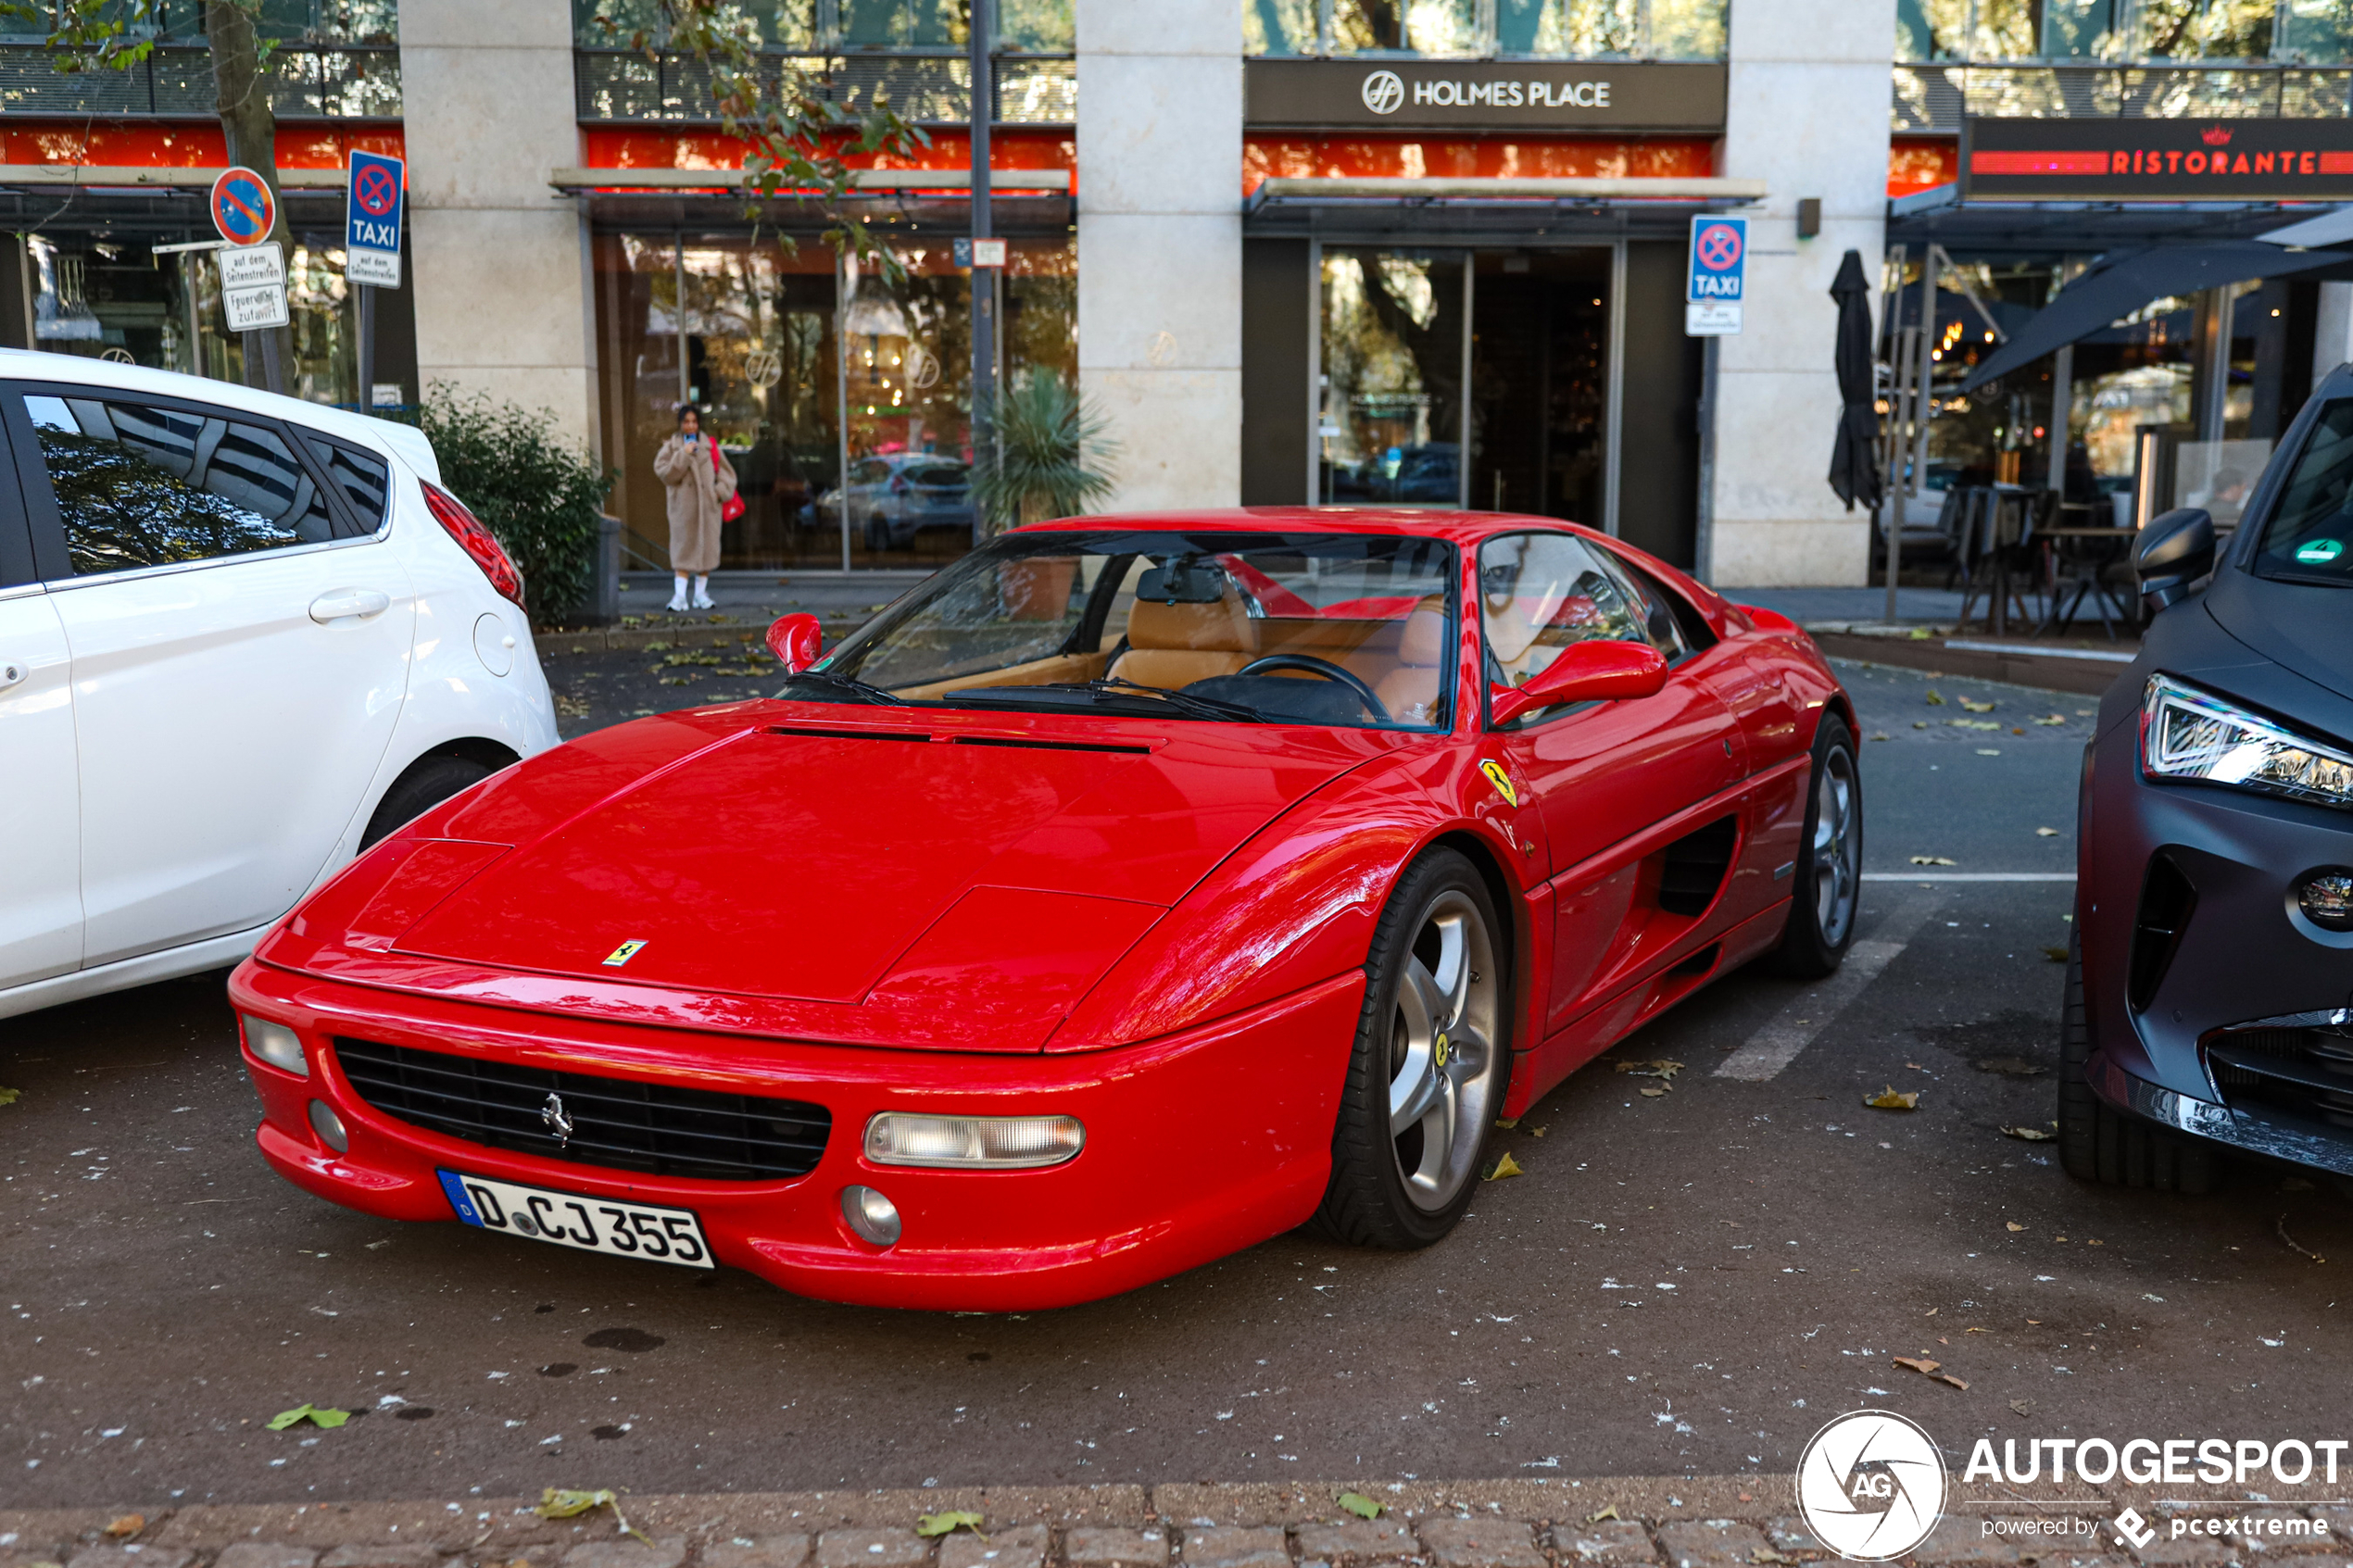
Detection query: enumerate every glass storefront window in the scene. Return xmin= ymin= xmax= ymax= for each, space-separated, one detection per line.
xmin=25 ymin=233 xmax=363 ymax=407
xmin=595 ymin=230 xmax=1075 ymax=572
xmin=1320 ymin=249 xmax=1466 ymax=507
xmin=1895 ymin=0 xmax=1970 ymax=58
xmin=1897 ymin=0 xmax=2353 ymax=62
xmin=1252 ymin=0 xmax=1725 ymax=56
xmin=2280 ymin=0 xmax=2353 ymax=60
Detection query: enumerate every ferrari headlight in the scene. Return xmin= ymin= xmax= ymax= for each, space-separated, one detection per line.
xmin=2140 ymin=674 xmax=2353 ymax=810
xmin=863 ymin=1112 xmax=1085 ymax=1170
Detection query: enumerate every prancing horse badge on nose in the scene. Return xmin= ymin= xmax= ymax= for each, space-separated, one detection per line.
xmin=602 ymin=939 xmax=648 ymax=967
xmin=1479 ymin=759 xmax=1518 ymax=808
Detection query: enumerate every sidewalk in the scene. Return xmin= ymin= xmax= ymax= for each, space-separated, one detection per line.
xmin=4 ymin=1479 xmax=2340 ymax=1568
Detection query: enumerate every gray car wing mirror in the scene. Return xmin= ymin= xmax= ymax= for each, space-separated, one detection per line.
xmin=2136 ymin=508 xmax=2215 ymax=613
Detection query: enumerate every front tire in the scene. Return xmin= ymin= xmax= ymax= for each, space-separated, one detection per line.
xmin=1313 ymin=848 xmax=1511 ymax=1249
xmin=1768 ymin=711 xmax=1862 ymax=978
xmin=2057 ymin=922 xmax=2219 ymax=1193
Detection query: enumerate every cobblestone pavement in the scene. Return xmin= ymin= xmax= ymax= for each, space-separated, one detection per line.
xmin=5 ymin=1480 xmax=2347 ymax=1568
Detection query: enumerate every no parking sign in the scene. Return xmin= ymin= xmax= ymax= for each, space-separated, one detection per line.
xmin=1685 ymin=213 xmax=1746 ymax=337
xmin=346 ymin=150 xmax=404 ymax=287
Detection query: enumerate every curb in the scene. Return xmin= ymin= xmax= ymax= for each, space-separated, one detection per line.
xmin=1807 ymin=633 xmax=2130 ymax=697
xmin=4 ymin=1480 xmax=2342 ymax=1568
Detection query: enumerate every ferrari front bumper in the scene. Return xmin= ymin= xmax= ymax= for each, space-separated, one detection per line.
xmin=228 ymin=958 xmax=1363 ymax=1311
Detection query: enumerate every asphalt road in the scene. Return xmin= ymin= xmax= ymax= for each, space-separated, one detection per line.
xmin=6 ymin=659 xmax=2348 ymax=1510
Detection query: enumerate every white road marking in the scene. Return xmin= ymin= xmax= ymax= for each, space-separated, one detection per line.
xmin=1862 ymin=872 xmax=2074 ymax=882
xmin=1714 ymin=892 xmax=1941 ymax=1082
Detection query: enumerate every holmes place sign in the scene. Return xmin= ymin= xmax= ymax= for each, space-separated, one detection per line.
xmin=1964 ymin=115 xmax=2353 ymax=200
xmin=1244 ymin=58 xmax=1727 ymax=131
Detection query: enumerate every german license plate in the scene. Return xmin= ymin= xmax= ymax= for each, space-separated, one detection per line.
xmin=436 ymin=1170 xmax=712 ymax=1269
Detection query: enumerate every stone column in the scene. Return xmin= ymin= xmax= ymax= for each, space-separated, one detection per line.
xmin=1075 ymin=0 xmax=1243 ymax=511
xmin=2315 ymin=280 xmax=2353 ymax=386
xmin=1707 ymin=0 xmax=1895 ymax=586
xmin=397 ymin=0 xmax=598 ymax=453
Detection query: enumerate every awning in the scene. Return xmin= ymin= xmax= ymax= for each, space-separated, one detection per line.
xmin=1244 ymin=174 xmax=1763 ymax=239
xmin=1961 ymin=239 xmax=2353 ymax=391
xmin=1248 ymin=174 xmax=1762 ymax=208
xmin=0 ymin=165 xmax=348 ymax=190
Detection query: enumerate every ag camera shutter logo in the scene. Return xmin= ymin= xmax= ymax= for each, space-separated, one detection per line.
xmin=1795 ymin=1410 xmax=1947 ymax=1561
xmin=1361 ymin=69 xmax=1404 ymax=114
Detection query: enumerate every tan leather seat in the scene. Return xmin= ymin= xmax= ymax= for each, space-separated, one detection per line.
xmin=1109 ymin=587 xmax=1260 ymax=689
xmin=1373 ymin=603 xmax=1449 ymax=724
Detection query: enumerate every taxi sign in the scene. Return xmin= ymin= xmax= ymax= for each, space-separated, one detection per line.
xmin=346 ymin=150 xmax=404 ymax=287
xmin=1687 ymin=214 xmax=1746 ymax=304
xmin=209 ymin=166 xmax=275 ymax=248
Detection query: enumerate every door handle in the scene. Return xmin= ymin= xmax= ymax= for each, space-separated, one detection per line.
xmin=309 ymin=588 xmax=392 ymax=624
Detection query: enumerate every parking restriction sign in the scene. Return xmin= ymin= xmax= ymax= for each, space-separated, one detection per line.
xmin=1686 ymin=214 xmax=1746 ymax=303
xmin=208 ymin=166 xmax=274 ymax=248
xmin=345 ymin=150 xmax=404 ymax=287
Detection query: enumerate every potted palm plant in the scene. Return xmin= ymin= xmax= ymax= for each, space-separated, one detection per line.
xmin=970 ymin=370 xmax=1119 ymax=533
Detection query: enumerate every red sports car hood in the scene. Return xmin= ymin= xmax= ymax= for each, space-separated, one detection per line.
xmin=304 ymin=706 xmax=1393 ymax=1047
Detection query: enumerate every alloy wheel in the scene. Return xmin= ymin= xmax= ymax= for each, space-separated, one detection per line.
xmin=1813 ymin=744 xmax=1860 ymax=947
xmin=1386 ymin=889 xmax=1504 ymax=1212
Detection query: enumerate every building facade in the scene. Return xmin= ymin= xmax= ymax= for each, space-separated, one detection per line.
xmin=6 ymin=0 xmax=2346 ymax=586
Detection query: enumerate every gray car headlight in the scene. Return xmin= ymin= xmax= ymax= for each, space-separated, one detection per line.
xmin=2141 ymin=674 xmax=2353 ymax=810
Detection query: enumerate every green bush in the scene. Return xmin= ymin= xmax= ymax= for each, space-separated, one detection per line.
xmin=416 ymin=387 xmax=614 ymax=626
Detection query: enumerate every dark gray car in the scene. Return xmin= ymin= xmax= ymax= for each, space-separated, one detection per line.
xmin=2068 ymin=365 xmax=2353 ymax=1195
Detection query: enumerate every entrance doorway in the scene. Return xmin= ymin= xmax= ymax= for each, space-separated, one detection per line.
xmin=1468 ymin=248 xmax=1614 ymax=527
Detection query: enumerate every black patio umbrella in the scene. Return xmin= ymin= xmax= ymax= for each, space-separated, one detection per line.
xmin=1828 ymin=249 xmax=1881 ymax=513
xmin=1960 ymin=240 xmax=2352 ymax=393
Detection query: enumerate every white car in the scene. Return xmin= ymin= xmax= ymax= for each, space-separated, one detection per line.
xmin=0 ymin=353 xmax=560 ymax=1020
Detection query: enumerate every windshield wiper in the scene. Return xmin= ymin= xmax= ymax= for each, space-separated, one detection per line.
xmin=946 ymin=678 xmax=1267 ymax=723
xmin=1087 ymin=675 xmax=1269 ymax=722
xmin=776 ymin=669 xmax=910 ymax=706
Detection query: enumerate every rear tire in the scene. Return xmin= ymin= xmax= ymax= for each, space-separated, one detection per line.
xmin=1312 ymin=848 xmax=1511 ymax=1250
xmin=2057 ymin=921 xmax=2220 ymax=1194
xmin=1768 ymin=711 xmax=1861 ymax=979
xmin=360 ymin=754 xmax=497 ymax=849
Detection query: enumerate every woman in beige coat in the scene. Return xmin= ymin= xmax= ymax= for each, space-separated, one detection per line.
xmin=652 ymin=405 xmax=737 ymax=611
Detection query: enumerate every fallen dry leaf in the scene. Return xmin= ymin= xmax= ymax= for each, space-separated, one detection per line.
xmin=916 ymin=1512 xmax=988 ymax=1540
xmin=1912 ymin=721 xmax=1928 ymax=729
xmin=1892 ymin=1356 xmax=1941 ymax=1374
xmin=2042 ymin=945 xmax=2070 ymax=961
xmin=1484 ymin=1151 xmax=1525 ymax=1180
xmin=1925 ymin=689 xmax=1946 ymax=706
xmin=1935 ymin=1374 xmax=1970 ymax=1390
xmin=2002 ymin=1125 xmax=2056 ymax=1141
xmin=1639 ymin=1086 xmax=1667 ymax=1098
xmin=1866 ymin=1086 xmax=1920 ymax=1110
xmin=2006 ymin=1221 xmax=2026 ymax=1232
xmin=1909 ymin=855 xmax=1957 ymax=866
xmin=1949 ymin=718 xmax=2004 ymax=732
xmin=1959 ymin=697 xmax=1995 ymax=713
xmin=535 ymin=1489 xmax=649 ymax=1545
xmin=2033 ymin=714 xmax=2066 ymax=726
xmin=1588 ymin=1506 xmax=1622 ymax=1524
xmin=1615 ymin=1059 xmax=1684 ymax=1081
xmin=1754 ymin=1549 xmax=1798 ymax=1565
xmin=2035 ymin=826 xmax=2060 ymax=836
xmin=1975 ymin=747 xmax=2003 ymax=756
xmin=2009 ymin=1399 xmax=2033 ymax=1416
xmin=1493 ymin=1117 xmax=1519 ymax=1129
xmin=1338 ymin=1492 xmax=1384 ymax=1521
xmin=103 ymin=1517 xmax=143 ymax=1539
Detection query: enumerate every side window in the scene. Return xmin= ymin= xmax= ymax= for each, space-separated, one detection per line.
xmin=1480 ymin=532 xmax=1675 ymax=728
xmin=299 ymin=433 xmax=392 ymax=532
xmin=1602 ymin=551 xmax=1710 ymax=661
xmin=26 ymin=395 xmax=340 ymax=578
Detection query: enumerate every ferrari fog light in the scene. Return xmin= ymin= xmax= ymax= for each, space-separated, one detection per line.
xmin=2141 ymin=675 xmax=2353 ymax=810
xmin=242 ymin=1014 xmax=308 ymax=1077
xmin=308 ymin=1099 xmax=349 ymax=1153
xmin=863 ymin=1112 xmax=1085 ymax=1170
xmin=840 ymin=1185 xmax=901 ymax=1248
xmin=2297 ymin=870 xmax=2353 ymax=931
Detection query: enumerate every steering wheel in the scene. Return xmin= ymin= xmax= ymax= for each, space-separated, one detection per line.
xmin=1233 ymin=654 xmax=1392 ymax=722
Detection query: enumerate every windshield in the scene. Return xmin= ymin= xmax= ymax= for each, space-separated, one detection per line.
xmin=790 ymin=530 xmax=1459 ymax=730
xmin=2254 ymin=397 xmax=2353 ymax=586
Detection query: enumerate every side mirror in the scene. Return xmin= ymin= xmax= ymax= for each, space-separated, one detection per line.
xmin=765 ymin=612 xmax=824 ymax=673
xmin=1489 ymin=639 xmax=1668 ymax=728
xmin=2136 ymin=508 xmax=2215 ymax=613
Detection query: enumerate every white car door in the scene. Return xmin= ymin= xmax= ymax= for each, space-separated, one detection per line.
xmin=15 ymin=387 xmax=416 ymax=968
xmin=0 ymin=586 xmax=81 ymax=986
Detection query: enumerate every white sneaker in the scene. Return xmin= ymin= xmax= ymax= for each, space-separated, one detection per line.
xmin=691 ymin=592 xmax=715 ymax=610
xmin=664 ymin=592 xmax=689 ymax=613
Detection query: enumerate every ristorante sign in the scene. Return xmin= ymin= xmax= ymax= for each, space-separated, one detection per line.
xmin=1244 ymin=59 xmax=1726 ymax=130
xmin=1964 ymin=116 xmax=2353 ymax=200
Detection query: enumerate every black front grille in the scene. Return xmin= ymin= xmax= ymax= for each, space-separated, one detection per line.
xmin=2206 ymin=1022 xmax=2353 ymax=1133
xmin=333 ymin=1038 xmax=831 ymax=1183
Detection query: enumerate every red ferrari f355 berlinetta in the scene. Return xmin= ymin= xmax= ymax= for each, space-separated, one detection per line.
xmin=231 ymin=509 xmax=1859 ymax=1310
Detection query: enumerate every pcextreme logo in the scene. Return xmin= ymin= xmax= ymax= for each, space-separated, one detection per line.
xmin=1795 ymin=1410 xmax=1948 ymax=1562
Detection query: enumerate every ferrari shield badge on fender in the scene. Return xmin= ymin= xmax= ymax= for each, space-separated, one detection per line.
xmin=602 ymin=939 xmax=648 ymax=968
xmin=1479 ymin=759 xmax=1519 ymax=808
